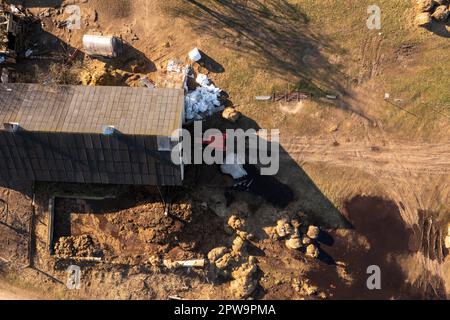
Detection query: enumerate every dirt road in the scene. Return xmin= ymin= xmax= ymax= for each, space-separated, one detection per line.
xmin=280 ymin=137 xmax=450 ymax=176
xmin=279 ymin=136 xmax=450 ymax=229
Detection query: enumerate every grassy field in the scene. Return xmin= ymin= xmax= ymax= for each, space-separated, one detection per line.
xmin=167 ymin=0 xmax=450 ymax=140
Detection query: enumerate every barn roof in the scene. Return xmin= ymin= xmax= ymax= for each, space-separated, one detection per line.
xmin=0 ymin=83 xmax=184 ymax=136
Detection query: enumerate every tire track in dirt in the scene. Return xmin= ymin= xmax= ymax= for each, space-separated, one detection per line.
xmin=280 ymin=137 xmax=450 ymax=176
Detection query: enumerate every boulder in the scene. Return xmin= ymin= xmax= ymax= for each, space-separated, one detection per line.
xmin=228 ymin=215 xmax=246 ymax=231
xmin=230 ymin=275 xmax=258 ymax=299
xmin=285 ymin=234 xmax=302 ymax=250
xmin=229 ymin=257 xmax=258 ymax=298
xmin=416 ymin=12 xmax=432 ymax=26
xmin=432 ymin=5 xmax=449 ymax=21
xmin=306 ymin=244 xmax=320 ymax=259
xmin=208 ymin=247 xmax=229 ymax=263
xmin=275 ymin=219 xmax=294 ymax=238
xmin=222 ymin=107 xmax=241 ymax=122
xmin=417 ymin=0 xmax=436 ymax=12
xmin=307 ymin=225 xmax=320 ymax=240
xmin=231 ymin=236 xmax=247 ymax=255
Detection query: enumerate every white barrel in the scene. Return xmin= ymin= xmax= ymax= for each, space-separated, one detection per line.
xmin=82 ymin=34 xmax=120 ymax=58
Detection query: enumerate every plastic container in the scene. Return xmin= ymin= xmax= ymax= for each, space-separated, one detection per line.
xmin=188 ymin=47 xmax=202 ymax=62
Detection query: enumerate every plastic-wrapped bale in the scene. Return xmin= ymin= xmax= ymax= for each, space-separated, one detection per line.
xmin=432 ymin=5 xmax=449 ymax=21
xmin=416 ymin=0 xmax=436 ymax=12
xmin=416 ymin=12 xmax=432 ymax=26
xmin=185 ymin=86 xmax=222 ymax=120
xmin=220 ymin=153 xmax=248 ymax=179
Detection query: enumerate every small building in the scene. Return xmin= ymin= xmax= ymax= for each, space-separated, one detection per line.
xmin=0 ymin=83 xmax=185 ymax=186
xmin=0 ymin=7 xmax=28 ymax=65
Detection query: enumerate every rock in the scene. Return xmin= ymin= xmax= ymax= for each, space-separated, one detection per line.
xmin=300 ymin=280 xmax=318 ymax=296
xmin=415 ymin=12 xmax=432 ymax=26
xmin=222 ymin=107 xmax=241 ymax=122
xmin=417 ymin=0 xmax=436 ymax=12
xmin=148 ymin=255 xmax=162 ymax=267
xmin=231 ymin=258 xmax=258 ymax=280
xmin=236 ymin=230 xmax=253 ymax=240
xmin=275 ymin=219 xmax=293 ymax=238
xmin=432 ymin=5 xmax=449 ymax=21
xmin=302 ymin=236 xmax=312 ymax=245
xmin=215 ymin=253 xmax=235 ymax=272
xmin=229 ymin=258 xmax=258 ymax=298
xmin=230 ymin=275 xmax=257 ymax=299
xmin=285 ymin=234 xmax=302 ymax=250
xmin=306 ymin=225 xmax=320 ymax=240
xmin=306 ymin=244 xmax=319 ymax=259
xmin=231 ymin=236 xmax=247 ymax=255
xmin=228 ymin=215 xmax=246 ymax=231
xmin=445 ymin=236 xmax=450 ymax=249
xmin=208 ymin=247 xmax=229 ymax=262
xmin=447 ymin=223 xmax=450 ymax=236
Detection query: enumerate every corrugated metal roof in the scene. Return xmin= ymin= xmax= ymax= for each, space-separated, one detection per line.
xmin=0 ymin=84 xmax=184 ymax=136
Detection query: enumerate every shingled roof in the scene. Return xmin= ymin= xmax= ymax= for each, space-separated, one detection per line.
xmin=0 ymin=84 xmax=184 ymax=136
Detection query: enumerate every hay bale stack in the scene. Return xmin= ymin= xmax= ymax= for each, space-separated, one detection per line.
xmin=417 ymin=0 xmax=436 ymax=12
xmin=432 ymin=5 xmax=450 ymax=21
xmin=416 ymin=0 xmax=450 ymax=27
xmin=416 ymin=12 xmax=433 ymax=26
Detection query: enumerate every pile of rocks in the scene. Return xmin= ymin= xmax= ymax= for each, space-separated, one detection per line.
xmin=54 ymin=234 xmax=96 ymax=258
xmin=208 ymin=236 xmax=259 ymax=299
xmin=415 ymin=0 xmax=450 ymax=27
xmin=227 ymin=214 xmax=254 ymax=241
xmin=273 ymin=215 xmax=321 ymax=259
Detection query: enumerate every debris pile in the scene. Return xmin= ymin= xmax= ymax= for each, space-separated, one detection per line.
xmin=272 ymin=213 xmax=321 ymax=259
xmin=227 ymin=214 xmax=253 ymax=240
xmin=208 ymin=239 xmax=259 ymax=299
xmin=415 ymin=0 xmax=449 ymax=26
xmin=204 ymin=214 xmax=259 ymax=299
xmin=54 ymin=235 xmax=97 ymax=258
xmin=185 ymin=73 xmax=223 ymax=121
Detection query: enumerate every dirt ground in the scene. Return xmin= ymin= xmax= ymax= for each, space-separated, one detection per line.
xmin=0 ymin=0 xmax=449 ymax=300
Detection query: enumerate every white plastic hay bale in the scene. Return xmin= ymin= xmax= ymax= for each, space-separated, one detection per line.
xmin=196 ymin=73 xmax=210 ymax=87
xmin=221 ymin=153 xmax=248 ymax=179
xmin=188 ymin=47 xmax=202 ymax=62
